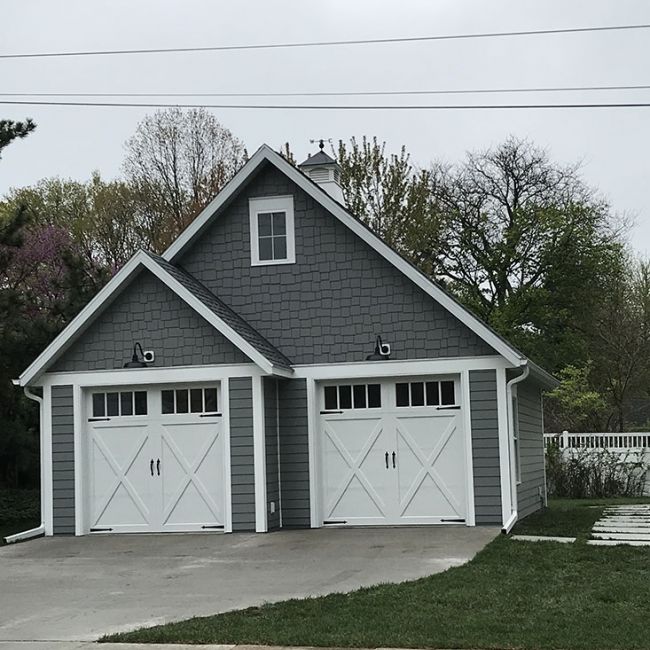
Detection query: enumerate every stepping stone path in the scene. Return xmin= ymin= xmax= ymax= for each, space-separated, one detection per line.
xmin=588 ymin=504 xmax=650 ymax=546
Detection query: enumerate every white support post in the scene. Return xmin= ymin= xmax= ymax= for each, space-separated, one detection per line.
xmin=252 ymin=375 xmax=267 ymax=533
xmin=222 ymin=378 xmax=233 ymax=533
xmin=306 ymin=377 xmax=320 ymax=528
xmin=460 ymin=370 xmax=476 ymax=526
xmin=73 ymin=385 xmax=84 ymax=535
xmin=495 ymin=367 xmax=512 ymax=527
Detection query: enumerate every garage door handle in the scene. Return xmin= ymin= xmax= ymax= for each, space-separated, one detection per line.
xmin=150 ymin=459 xmax=154 ymax=476
xmin=385 ymin=452 xmax=389 ymax=468
xmin=392 ymin=451 xmax=396 ymax=468
xmin=156 ymin=459 xmax=161 ymax=476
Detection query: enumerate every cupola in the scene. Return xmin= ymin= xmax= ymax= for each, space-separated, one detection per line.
xmin=298 ymin=139 xmax=344 ymax=204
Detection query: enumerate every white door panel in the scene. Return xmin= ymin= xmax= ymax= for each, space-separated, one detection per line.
xmin=321 ymin=415 xmax=391 ymax=524
xmin=89 ymin=421 xmax=157 ymax=533
xmin=394 ymin=411 xmax=466 ymax=522
xmin=159 ymin=419 xmax=225 ymax=532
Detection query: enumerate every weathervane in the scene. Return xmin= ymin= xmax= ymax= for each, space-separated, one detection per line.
xmin=310 ymin=138 xmax=332 ymax=151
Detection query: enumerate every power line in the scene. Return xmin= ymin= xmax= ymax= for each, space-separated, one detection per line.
xmin=1 ymin=23 xmax=649 ymax=59
xmin=3 ymin=83 xmax=650 ymax=98
xmin=3 ymin=99 xmax=650 ymax=110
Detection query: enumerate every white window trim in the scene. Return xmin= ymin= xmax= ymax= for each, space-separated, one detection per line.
xmin=249 ymin=195 xmax=296 ymax=266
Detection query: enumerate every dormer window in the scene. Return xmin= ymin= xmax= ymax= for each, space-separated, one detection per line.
xmin=249 ymin=196 xmax=296 ymax=266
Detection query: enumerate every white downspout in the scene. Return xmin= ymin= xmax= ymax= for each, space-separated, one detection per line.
xmin=501 ymin=364 xmax=530 ymax=534
xmin=3 ymin=385 xmax=46 ymax=544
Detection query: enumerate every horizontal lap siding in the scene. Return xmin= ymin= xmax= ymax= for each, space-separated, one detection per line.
xmin=516 ymin=381 xmax=545 ymax=518
xmin=264 ymin=377 xmax=280 ymax=530
xmin=229 ymin=377 xmax=256 ymax=531
xmin=470 ymin=370 xmax=502 ymax=525
xmin=52 ymin=385 xmax=75 ymax=534
xmin=278 ymin=379 xmax=310 ymax=528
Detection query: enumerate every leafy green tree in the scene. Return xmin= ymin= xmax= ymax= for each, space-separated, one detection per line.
xmin=335 ymin=137 xmax=440 ymax=264
xmin=544 ymin=364 xmax=608 ymax=432
xmin=2 ymin=174 xmax=145 ymax=268
xmin=0 ymin=118 xmax=35 ymax=158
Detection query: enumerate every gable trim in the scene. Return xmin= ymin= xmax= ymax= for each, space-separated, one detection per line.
xmin=19 ymin=251 xmax=292 ymax=386
xmin=163 ymin=144 xmax=526 ymax=367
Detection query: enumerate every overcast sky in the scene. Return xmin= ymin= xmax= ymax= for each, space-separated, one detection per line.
xmin=1 ymin=0 xmax=649 ymax=253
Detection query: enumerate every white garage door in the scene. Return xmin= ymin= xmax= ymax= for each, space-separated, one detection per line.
xmin=320 ymin=378 xmax=468 ymax=526
xmin=87 ymin=385 xmax=226 ymax=533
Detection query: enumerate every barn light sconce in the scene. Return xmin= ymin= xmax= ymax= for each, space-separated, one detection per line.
xmin=366 ymin=336 xmax=391 ymax=361
xmin=123 ymin=342 xmax=148 ymax=369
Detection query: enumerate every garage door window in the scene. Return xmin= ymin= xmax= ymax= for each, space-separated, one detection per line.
xmin=92 ymin=391 xmax=148 ymax=417
xmin=161 ymin=387 xmax=219 ymax=414
xmin=323 ymin=384 xmax=381 ymax=411
xmin=395 ymin=381 xmax=455 ymax=407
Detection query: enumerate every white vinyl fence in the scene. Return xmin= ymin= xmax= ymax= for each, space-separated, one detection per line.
xmin=544 ymin=431 xmax=650 ymax=495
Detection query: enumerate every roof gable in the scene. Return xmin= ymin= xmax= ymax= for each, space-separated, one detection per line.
xmin=19 ymin=250 xmax=292 ymax=385
xmin=163 ymin=144 xmax=527 ymax=368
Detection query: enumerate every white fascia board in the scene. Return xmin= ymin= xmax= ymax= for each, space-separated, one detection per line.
xmin=39 ymin=363 xmax=264 ymax=388
xmin=19 ymin=251 xmax=148 ymax=387
xmin=163 ymin=144 xmax=524 ymax=367
xmin=293 ymin=356 xmax=510 ymax=380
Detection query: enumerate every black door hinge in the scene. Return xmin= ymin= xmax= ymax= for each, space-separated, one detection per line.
xmin=323 ymin=520 xmax=347 ymax=525
xmin=200 ymin=413 xmax=222 ymax=418
xmin=90 ymin=527 xmax=113 ymax=532
xmin=88 ymin=417 xmax=111 ymax=422
xmin=201 ymin=524 xmax=225 ymax=530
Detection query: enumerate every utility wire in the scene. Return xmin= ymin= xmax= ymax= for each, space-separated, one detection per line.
xmin=3 ymin=99 xmax=650 ymax=110
xmin=3 ymin=84 xmax=650 ymax=98
xmin=1 ymin=23 xmax=649 ymax=59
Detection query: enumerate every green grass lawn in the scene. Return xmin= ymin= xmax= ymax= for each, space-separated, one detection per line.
xmin=0 ymin=489 xmax=40 ymax=546
xmin=104 ymin=498 xmax=650 ymax=650
xmin=511 ymin=497 xmax=650 ymax=539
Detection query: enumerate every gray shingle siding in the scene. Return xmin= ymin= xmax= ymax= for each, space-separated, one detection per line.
xmin=229 ymin=377 xmax=256 ymax=531
xmin=51 ymin=270 xmax=250 ymax=372
xmin=516 ymin=380 xmax=546 ymax=518
xmin=264 ymin=377 xmax=281 ymax=530
xmin=179 ymin=163 xmax=495 ymax=364
xmin=469 ymin=370 xmax=502 ymax=525
xmin=278 ymin=378 xmax=310 ymax=528
xmin=52 ymin=385 xmax=75 ymax=534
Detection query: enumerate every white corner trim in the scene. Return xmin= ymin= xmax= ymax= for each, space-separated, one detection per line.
xmin=222 ymin=378 xmax=233 ymax=533
xmin=42 ymin=385 xmax=54 ymax=536
xmin=460 ymin=370 xmax=476 ymax=526
xmin=495 ymin=367 xmax=512 ymax=526
xmin=249 ymin=195 xmax=296 ymax=266
xmin=305 ymin=378 xmax=320 ymax=528
xmin=163 ymin=144 xmax=525 ymax=367
xmin=252 ymin=375 xmax=267 ymax=533
xmin=73 ymin=385 xmax=84 ymax=536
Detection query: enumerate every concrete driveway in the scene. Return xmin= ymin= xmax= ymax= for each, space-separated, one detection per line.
xmin=0 ymin=526 xmax=497 ymax=645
